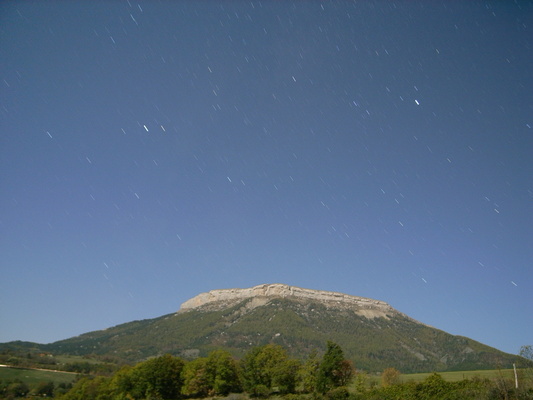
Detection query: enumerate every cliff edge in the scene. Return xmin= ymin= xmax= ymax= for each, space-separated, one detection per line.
xmin=178 ymin=283 xmax=401 ymax=319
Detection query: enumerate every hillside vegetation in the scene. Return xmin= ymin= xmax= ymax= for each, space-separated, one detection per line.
xmin=2 ymin=342 xmax=533 ymax=399
xmin=13 ymin=297 xmax=524 ymax=374
xmin=2 ymin=342 xmax=531 ymax=399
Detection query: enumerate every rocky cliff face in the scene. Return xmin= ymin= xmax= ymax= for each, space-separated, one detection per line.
xmin=179 ymin=283 xmax=401 ymax=319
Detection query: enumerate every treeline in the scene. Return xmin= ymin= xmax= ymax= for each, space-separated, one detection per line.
xmin=57 ymin=341 xmax=352 ymax=399
xmin=0 ymin=380 xmax=70 ymax=399
xmin=0 ymin=350 xmax=119 ymax=375
xmin=4 ymin=341 xmax=531 ymax=399
xmin=0 ymin=352 xmax=57 ymax=369
xmin=57 ymin=342 xmax=533 ymax=400
xmin=359 ymin=370 xmax=533 ymax=400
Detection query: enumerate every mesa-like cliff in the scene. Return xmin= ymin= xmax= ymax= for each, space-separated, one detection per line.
xmin=4 ymin=283 xmax=526 ymax=373
xmin=179 ymin=283 xmax=408 ymax=320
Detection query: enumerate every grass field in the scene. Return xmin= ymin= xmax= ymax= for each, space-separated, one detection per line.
xmin=0 ymin=364 xmax=522 ymax=390
xmin=401 ymin=369 xmax=516 ymax=383
xmin=0 ymin=366 xmax=77 ymax=386
xmin=54 ymin=354 xmax=103 ymax=365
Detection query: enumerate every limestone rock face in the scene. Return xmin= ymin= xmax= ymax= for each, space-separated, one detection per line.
xmin=179 ymin=283 xmax=401 ymax=319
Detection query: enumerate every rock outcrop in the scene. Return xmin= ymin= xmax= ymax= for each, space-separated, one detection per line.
xmin=179 ymin=283 xmax=401 ymax=319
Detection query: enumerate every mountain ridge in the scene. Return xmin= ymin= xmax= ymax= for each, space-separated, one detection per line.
xmin=1 ymin=283 xmax=528 ymax=373
xmin=179 ymin=283 xmax=413 ymax=321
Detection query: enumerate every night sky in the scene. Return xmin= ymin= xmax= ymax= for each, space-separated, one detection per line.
xmin=1 ymin=1 xmax=532 ymax=355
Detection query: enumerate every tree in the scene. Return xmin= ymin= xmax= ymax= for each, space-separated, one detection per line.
xmin=420 ymin=373 xmax=450 ymax=398
xmin=106 ymin=365 xmax=135 ymax=398
xmin=59 ymin=376 xmax=109 ymax=400
xmin=520 ymin=345 xmax=533 ymax=363
xmin=182 ymin=358 xmax=210 ymax=397
xmin=317 ymin=341 xmax=352 ymax=393
xmin=272 ymin=358 xmax=300 ymax=394
xmin=182 ymin=350 xmax=241 ymax=397
xmin=241 ymin=344 xmax=297 ymax=396
xmin=6 ymin=380 xmax=29 ymax=398
xmin=131 ymin=354 xmax=185 ymax=399
xmin=31 ymin=381 xmax=55 ymax=397
xmin=106 ymin=354 xmax=184 ymax=399
xmin=298 ymin=349 xmax=320 ymax=393
xmin=207 ymin=349 xmax=241 ymax=395
xmin=518 ymin=345 xmax=533 ymax=391
xmin=336 ymin=359 xmax=355 ymax=386
xmin=381 ymin=367 xmax=400 ymax=387
xmin=354 ymin=371 xmax=369 ymax=394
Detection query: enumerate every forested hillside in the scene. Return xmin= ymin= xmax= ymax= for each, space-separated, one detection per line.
xmin=27 ymin=297 xmax=524 ymax=373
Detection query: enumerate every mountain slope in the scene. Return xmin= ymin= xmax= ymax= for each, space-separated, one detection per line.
xmin=1 ymin=284 xmax=526 ymax=373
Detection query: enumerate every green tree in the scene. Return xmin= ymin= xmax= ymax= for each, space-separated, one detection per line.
xmin=272 ymin=358 xmax=300 ymax=394
xmin=31 ymin=380 xmax=55 ymax=397
xmin=106 ymin=365 xmax=135 ymax=398
xmin=182 ymin=358 xmax=210 ymax=397
xmin=520 ymin=345 xmax=533 ymax=362
xmin=518 ymin=344 xmax=533 ymax=393
xmin=354 ymin=371 xmax=368 ymax=394
xmin=55 ymin=381 xmax=73 ymax=396
xmin=181 ymin=350 xmax=241 ymax=397
xmin=207 ymin=349 xmax=241 ymax=395
xmin=317 ymin=341 xmax=350 ymax=393
xmin=241 ymin=344 xmax=297 ymax=396
xmin=420 ymin=373 xmax=450 ymax=398
xmin=298 ymin=349 xmax=320 ymax=393
xmin=131 ymin=354 xmax=185 ymax=399
xmin=6 ymin=380 xmax=29 ymax=398
xmin=105 ymin=354 xmax=184 ymax=399
xmin=59 ymin=376 xmax=109 ymax=400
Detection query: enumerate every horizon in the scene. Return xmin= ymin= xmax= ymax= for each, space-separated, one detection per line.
xmin=0 ymin=281 xmax=524 ymax=356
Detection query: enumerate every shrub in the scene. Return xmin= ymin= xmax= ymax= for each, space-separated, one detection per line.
xmin=325 ymin=386 xmax=349 ymax=400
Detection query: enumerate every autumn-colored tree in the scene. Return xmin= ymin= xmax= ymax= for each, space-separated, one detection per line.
xmin=381 ymin=367 xmax=401 ymax=387
xmin=335 ymin=359 xmax=355 ymax=387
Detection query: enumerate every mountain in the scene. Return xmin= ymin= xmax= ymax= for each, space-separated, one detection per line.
xmin=1 ymin=284 xmax=526 ymax=373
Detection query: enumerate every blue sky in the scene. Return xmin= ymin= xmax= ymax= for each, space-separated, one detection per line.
xmin=1 ymin=1 xmax=532 ymax=355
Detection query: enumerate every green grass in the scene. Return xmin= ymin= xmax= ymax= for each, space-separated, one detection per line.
xmin=0 ymin=366 xmax=77 ymax=385
xmin=54 ymin=354 xmax=103 ymax=365
xmin=400 ymin=369 xmax=516 ymax=383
